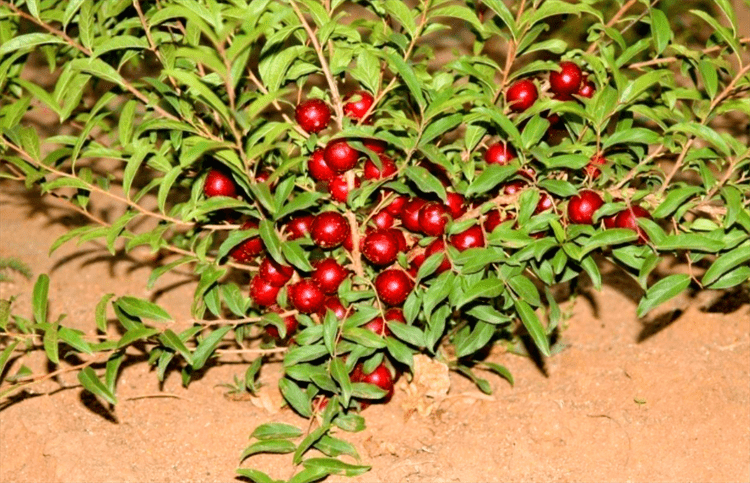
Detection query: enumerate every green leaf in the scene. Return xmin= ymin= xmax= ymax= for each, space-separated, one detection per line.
xmin=699 ymin=59 xmax=718 ymax=99
xmin=387 ymin=322 xmax=425 ymax=348
xmin=78 ymin=367 xmax=117 ymax=405
xmin=508 ymin=275 xmax=541 ymax=307
xmin=404 ymin=166 xmax=446 ymax=200
xmin=118 ymin=100 xmax=137 ymax=147
xmin=707 ymin=266 xmax=750 ymax=290
xmin=620 ymin=70 xmax=670 ymax=104
xmin=314 ymin=435 xmax=360 ymax=460
xmin=105 ymin=352 xmax=124 ymax=393
xmin=637 ymin=274 xmax=691 ymax=318
xmin=657 ymin=234 xmax=724 ymax=253
xmin=481 ymin=362 xmax=514 ymax=386
xmin=288 ymin=467 xmax=330 ymax=483
xmin=159 ymin=329 xmax=194 ymax=365
xmin=302 ymin=458 xmax=371 ymax=477
xmin=0 ymin=340 xmax=20 ymax=383
xmin=465 ymin=165 xmax=516 ymax=197
xmin=650 ymin=8 xmax=670 ymax=55
xmin=514 ymin=299 xmax=550 ymax=356
xmin=383 ymin=51 xmax=425 ymax=108
xmin=0 ymin=33 xmax=66 ymax=55
xmin=669 ymin=122 xmax=730 ymax=156
xmin=191 ymin=326 xmax=231 ymax=370
xmin=43 ymin=321 xmax=60 ymax=365
xmin=330 ymin=357 xmax=352 ymax=406
xmin=259 ymin=219 xmax=285 ymax=266
xmin=293 ymin=425 xmax=328 ymax=464
xmin=456 ymin=278 xmax=504 ymax=309
xmin=279 ymin=377 xmax=312 ymax=417
xmin=385 ymin=0 xmax=417 ymax=36
xmin=276 ymin=192 xmax=324 ymax=220
xmin=702 ymin=245 xmax=750 ymax=286
xmin=32 ymin=274 xmax=49 ymax=324
xmin=116 ymin=296 xmax=172 ymax=322
xmin=652 ymin=187 xmax=702 ymax=218
xmin=420 ymin=113 xmax=462 ymax=146
xmin=117 ymin=327 xmax=160 ymax=349
xmin=165 ymin=69 xmax=230 ymax=121
xmin=602 ymin=128 xmax=659 ymax=149
xmin=455 ymin=321 xmax=495 ymax=358
xmin=581 ymin=229 xmax=638 ymax=256
xmin=240 ymin=439 xmax=296 ymax=461
xmin=282 ymin=241 xmax=314 ymax=272
xmin=235 ymin=468 xmax=275 ymax=483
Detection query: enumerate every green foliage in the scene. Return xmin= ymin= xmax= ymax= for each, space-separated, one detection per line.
xmin=1 ymin=0 xmax=749 ymax=481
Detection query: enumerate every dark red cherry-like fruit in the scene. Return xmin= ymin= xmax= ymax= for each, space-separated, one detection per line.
xmin=424 ymin=239 xmax=452 ymax=274
xmin=388 ymin=228 xmax=408 ymax=252
xmin=288 ymin=279 xmax=325 ymax=314
xmin=615 ymin=205 xmax=652 ymax=244
xmin=503 ymin=180 xmax=527 ymax=196
xmin=577 ymin=75 xmax=596 ymax=98
xmin=484 ymin=142 xmax=516 ymax=165
xmin=549 ymin=61 xmax=583 ymax=96
xmin=506 ymin=79 xmax=538 ymax=112
xmin=484 ymin=210 xmax=510 ymax=232
xmin=418 ymin=202 xmax=451 ymax=237
xmin=584 ymin=154 xmax=606 ymax=179
xmin=328 ymin=174 xmax=361 ymax=203
xmin=259 ymin=258 xmax=294 ymax=287
xmin=343 ymin=90 xmax=374 ymax=121
xmin=249 ymin=276 xmax=280 ymax=307
xmin=295 ymin=98 xmax=331 ymax=134
xmin=362 ymin=229 xmax=400 ymax=266
xmin=363 ymin=154 xmax=397 ymax=180
xmin=308 ymin=149 xmax=336 ymax=182
xmin=317 ymin=296 xmax=348 ymax=319
xmin=324 ymin=139 xmax=360 ymax=172
xmin=445 ymin=192 xmax=467 ymax=219
xmin=375 ymin=269 xmax=413 ymax=306
xmin=285 ymin=215 xmax=315 ymax=240
xmin=204 ymin=169 xmax=237 ymax=198
xmin=450 ymin=225 xmax=485 ymax=251
xmin=311 ymin=212 xmax=349 ymax=248
xmin=230 ymin=221 xmax=263 ymax=262
xmin=362 ymin=138 xmax=387 ymax=153
xmin=568 ymin=190 xmax=604 ymax=225
xmin=373 ymin=210 xmax=394 ymax=230
xmin=534 ymin=192 xmax=555 ymax=214
xmin=401 ymin=198 xmax=428 ymax=232
xmin=264 ymin=306 xmax=299 ymax=339
xmin=356 ymin=363 xmax=394 ymax=401
xmin=384 ymin=193 xmax=408 ymax=217
xmin=311 ymin=258 xmax=349 ymax=295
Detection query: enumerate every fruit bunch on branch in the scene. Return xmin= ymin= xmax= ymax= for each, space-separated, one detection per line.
xmin=1 ymin=0 xmax=748 ymax=480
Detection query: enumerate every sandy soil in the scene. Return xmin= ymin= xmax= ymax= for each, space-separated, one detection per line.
xmin=1 ymin=179 xmax=749 ymax=483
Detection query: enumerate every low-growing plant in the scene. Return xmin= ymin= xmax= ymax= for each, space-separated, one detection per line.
xmin=1 ymin=0 xmax=749 ymax=481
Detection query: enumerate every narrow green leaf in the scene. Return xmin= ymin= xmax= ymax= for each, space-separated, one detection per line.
xmin=636 ymin=274 xmax=691 ymax=318
xmin=159 ymin=329 xmax=194 ymax=365
xmin=403 ymin=166 xmax=447 ymax=200
xmin=251 ymin=423 xmax=303 ymax=440
xmin=191 ymin=326 xmax=231 ymax=370
xmin=116 ymin=296 xmax=172 ymax=322
xmin=514 ymin=299 xmax=550 ymax=356
xmin=32 ymin=274 xmax=49 ymax=324
xmin=78 ymin=367 xmax=117 ymax=405
xmin=279 ymin=377 xmax=312 ymax=417
xmin=240 ymin=439 xmax=296 ymax=461
xmin=702 ymin=245 xmax=750 ymax=286
xmin=456 ymin=278 xmax=504 ymax=309
xmin=455 ymin=321 xmax=495 ymax=358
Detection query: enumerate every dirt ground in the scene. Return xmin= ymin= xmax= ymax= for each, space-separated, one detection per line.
xmin=1 ymin=180 xmax=749 ymax=483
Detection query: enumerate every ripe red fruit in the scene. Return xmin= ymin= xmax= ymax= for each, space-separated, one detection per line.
xmin=375 ymin=269 xmax=413 ymax=306
xmin=328 ymin=174 xmax=361 ymax=203
xmin=317 ymin=296 xmax=348 ymax=319
xmin=308 ymin=149 xmax=335 ymax=182
xmin=264 ymin=306 xmax=299 ymax=339
xmin=503 ymin=180 xmax=527 ymax=196
xmin=603 ymin=213 xmax=618 ymax=229
xmin=418 ymin=202 xmax=451 ymax=237
xmin=288 ymin=279 xmax=325 ymax=314
xmin=450 ymin=225 xmax=485 ymax=251
xmin=363 ymin=154 xmax=397 ymax=180
xmin=363 ymin=307 xmax=407 ymax=337
xmin=362 ymin=229 xmax=400 ymax=266
xmin=384 ymin=193 xmax=408 ymax=217
xmin=312 ymin=258 xmax=349 ymax=295
xmin=295 ymin=98 xmax=331 ymax=134
xmin=568 ymin=190 xmax=604 ymax=225
xmin=506 ymin=79 xmax=538 ymax=112
xmin=401 ymin=198 xmax=428 ymax=232
xmin=324 ymin=139 xmax=360 ymax=172
xmin=285 ymin=215 xmax=315 ymax=240
xmin=343 ymin=90 xmax=374 ymax=121
xmin=584 ymin=154 xmax=606 ymax=179
xmin=259 ymin=258 xmax=294 ymax=287
xmin=424 ymin=239 xmax=452 ymax=274
xmin=249 ymin=276 xmax=280 ymax=307
xmin=230 ymin=221 xmax=264 ymax=262
xmin=256 ymin=170 xmax=273 ymax=185
xmin=363 ymin=138 xmax=387 ymax=153
xmin=384 ymin=308 xmax=406 ymax=324
xmin=311 ymin=212 xmax=349 ymax=249
xmin=484 ymin=210 xmax=510 ymax=232
xmin=549 ymin=61 xmax=583 ymax=96
xmin=373 ymin=210 xmax=394 ymax=230
xmin=204 ymin=169 xmax=237 ymax=198
xmin=356 ymin=363 xmax=394 ymax=401
xmin=407 ymin=251 xmax=426 ymax=277
xmin=534 ymin=192 xmax=555 ymax=214
xmin=577 ymin=75 xmax=596 ymax=98
xmin=484 ymin=142 xmax=516 ymax=165
xmin=615 ymin=206 xmax=652 ymax=244
xmin=388 ymin=228 xmax=408 ymax=252
xmin=445 ymin=192 xmax=467 ymax=219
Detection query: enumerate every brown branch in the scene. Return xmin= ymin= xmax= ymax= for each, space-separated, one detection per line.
xmin=586 ymin=0 xmax=640 ymax=54
xmin=629 ymin=38 xmax=750 ymax=71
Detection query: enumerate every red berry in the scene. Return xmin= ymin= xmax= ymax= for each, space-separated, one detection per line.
xmin=450 ymin=225 xmax=485 ymax=251
xmin=445 ymin=192 xmax=467 ymax=219
xmin=363 ymin=138 xmax=387 ymax=153
xmin=328 ymin=174 xmax=361 ymax=203
xmin=407 ymin=251 xmax=426 ymax=277
xmin=388 ymin=228 xmax=408 ymax=252
xmin=549 ymin=61 xmax=583 ymax=96
xmin=401 ymin=198 xmax=428 ymax=232
xmin=363 ymin=154 xmax=397 ymax=180
xmin=285 ymin=215 xmax=315 ymax=240
xmin=419 ymin=202 xmax=451 ymax=237
xmin=603 ymin=213 xmax=619 ymax=229
xmin=343 ymin=90 xmax=374 ymax=121
xmin=230 ymin=221 xmax=264 ymax=262
xmin=424 ymin=239 xmax=452 ymax=274
xmin=506 ymin=79 xmax=538 ymax=112
xmin=375 ymin=269 xmax=413 ymax=306
xmin=311 ymin=212 xmax=349 ymax=249
xmin=385 ymin=308 xmax=406 ymax=324
xmin=308 ymin=149 xmax=336 ymax=182
xmin=517 ymin=166 xmax=536 ymax=180
xmin=577 ymin=75 xmax=596 ymax=98
xmin=249 ymin=276 xmax=280 ymax=307
xmin=357 ymin=363 xmax=394 ymax=401
xmin=484 ymin=142 xmax=516 ymax=165
xmin=373 ymin=210 xmax=394 ymax=230
xmin=384 ymin=193 xmax=408 ymax=217
xmin=288 ymin=279 xmax=325 ymax=314
xmin=256 ymin=170 xmax=273 ymax=185
xmin=584 ymin=154 xmax=606 ymax=179
xmin=204 ymin=169 xmax=237 ymax=198
xmin=503 ymin=180 xmax=527 ymax=196
xmin=264 ymin=306 xmax=299 ymax=339
xmin=535 ymin=192 xmax=554 ymax=214
xmin=311 ymin=258 xmax=349 ymax=294
xmin=317 ymin=296 xmax=348 ymax=319
xmin=324 ymin=139 xmax=360 ymax=172
xmin=362 ymin=229 xmax=400 ymax=266
xmin=363 ymin=317 xmax=389 ymax=337
xmin=568 ymin=190 xmax=604 ymax=225
xmin=484 ymin=210 xmax=510 ymax=232
xmin=295 ymin=98 xmax=331 ymax=134
xmin=615 ymin=206 xmax=652 ymax=244
xmin=259 ymin=258 xmax=294 ymax=287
